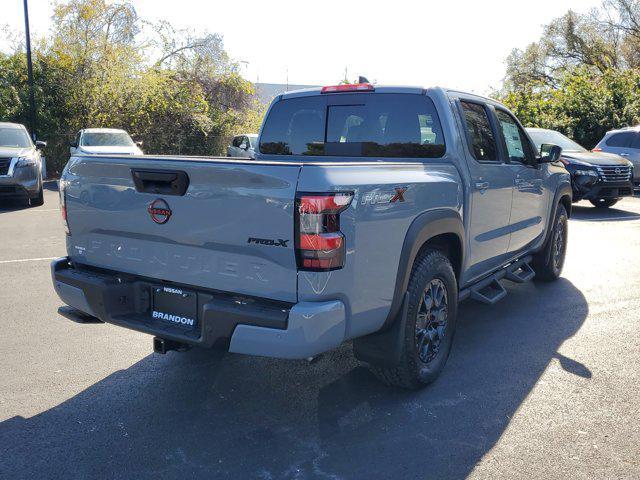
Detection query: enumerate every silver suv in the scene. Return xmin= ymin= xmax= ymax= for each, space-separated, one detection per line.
xmin=0 ymin=122 xmax=46 ymax=206
xmin=594 ymin=126 xmax=640 ymax=191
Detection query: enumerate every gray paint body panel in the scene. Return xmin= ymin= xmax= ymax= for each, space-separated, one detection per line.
xmin=64 ymin=155 xmax=301 ymax=302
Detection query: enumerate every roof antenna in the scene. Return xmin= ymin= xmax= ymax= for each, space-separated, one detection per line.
xmin=358 ymin=76 xmax=370 ymax=84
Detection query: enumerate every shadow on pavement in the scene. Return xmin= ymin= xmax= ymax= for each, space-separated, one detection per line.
xmin=44 ymin=180 xmax=59 ymax=192
xmin=0 ymin=198 xmax=31 ymax=212
xmin=571 ymin=204 xmax=640 ymax=222
xmin=0 ymin=279 xmax=588 ymax=479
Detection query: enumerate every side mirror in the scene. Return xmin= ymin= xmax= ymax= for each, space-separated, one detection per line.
xmin=70 ymin=141 xmax=78 ymax=148
xmin=35 ymin=140 xmax=47 ymax=150
xmin=540 ymin=144 xmax=562 ymax=163
xmin=135 ymin=141 xmax=143 ymax=148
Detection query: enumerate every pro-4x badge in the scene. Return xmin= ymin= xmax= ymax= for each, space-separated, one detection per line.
xmin=247 ymin=237 xmax=289 ymax=247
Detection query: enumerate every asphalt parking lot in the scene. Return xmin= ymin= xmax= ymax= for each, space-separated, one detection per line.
xmin=1 ymin=184 xmax=639 ymax=480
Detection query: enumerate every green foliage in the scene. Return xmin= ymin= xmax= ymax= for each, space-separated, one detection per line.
xmin=499 ymin=0 xmax=640 ymax=148
xmin=0 ymin=0 xmax=264 ymax=174
xmin=501 ymin=68 xmax=640 ymax=148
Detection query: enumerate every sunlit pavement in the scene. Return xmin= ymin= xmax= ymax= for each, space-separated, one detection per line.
xmin=1 ymin=185 xmax=639 ymax=479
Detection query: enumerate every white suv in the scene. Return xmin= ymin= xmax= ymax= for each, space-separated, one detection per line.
xmin=227 ymin=134 xmax=258 ymax=159
xmin=70 ymin=128 xmax=143 ymax=156
xmin=594 ymin=126 xmax=640 ymax=191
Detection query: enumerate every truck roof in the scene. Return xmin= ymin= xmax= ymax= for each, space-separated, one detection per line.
xmin=279 ymin=84 xmax=501 ymax=105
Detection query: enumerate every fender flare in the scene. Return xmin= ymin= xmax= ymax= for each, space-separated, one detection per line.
xmin=540 ymin=183 xmax=572 ymax=251
xmin=353 ymin=208 xmax=465 ymax=367
xmin=383 ymin=208 xmax=465 ymax=328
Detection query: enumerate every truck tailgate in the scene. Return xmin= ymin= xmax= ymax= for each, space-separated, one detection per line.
xmin=64 ymin=156 xmax=301 ymax=303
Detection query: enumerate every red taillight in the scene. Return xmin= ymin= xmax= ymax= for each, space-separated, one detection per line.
xmin=298 ymin=193 xmax=353 ymax=214
xmin=299 ymin=233 xmax=344 ymax=251
xmin=295 ymin=192 xmax=353 ymax=272
xmin=320 ymin=83 xmax=374 ymax=94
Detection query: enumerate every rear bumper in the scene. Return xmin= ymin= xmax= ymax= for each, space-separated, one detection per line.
xmin=51 ymin=257 xmax=346 ymax=359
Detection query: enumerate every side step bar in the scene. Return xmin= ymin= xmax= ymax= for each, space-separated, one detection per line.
xmin=460 ymin=256 xmax=534 ymax=305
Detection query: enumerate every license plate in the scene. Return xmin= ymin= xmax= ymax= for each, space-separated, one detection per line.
xmin=151 ymin=286 xmax=198 ymax=329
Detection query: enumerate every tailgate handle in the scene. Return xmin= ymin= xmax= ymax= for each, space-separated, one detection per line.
xmin=131 ymin=169 xmax=189 ymax=196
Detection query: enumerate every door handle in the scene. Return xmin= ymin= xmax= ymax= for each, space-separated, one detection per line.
xmin=475 ymin=181 xmax=489 ymax=191
xmin=620 ymin=153 xmax=629 ymax=157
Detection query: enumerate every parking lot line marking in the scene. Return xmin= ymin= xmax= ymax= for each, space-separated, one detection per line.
xmin=0 ymin=208 xmax=59 ymax=213
xmin=0 ymin=257 xmax=57 ymax=265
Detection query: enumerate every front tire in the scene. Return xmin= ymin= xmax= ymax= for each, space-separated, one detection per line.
xmin=533 ymin=203 xmax=568 ymax=282
xmin=590 ymin=198 xmax=618 ymax=208
xmin=30 ymin=183 xmax=44 ymax=207
xmin=370 ymin=250 xmax=458 ymax=389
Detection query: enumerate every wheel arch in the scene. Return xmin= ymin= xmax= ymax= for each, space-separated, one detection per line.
xmin=382 ymin=208 xmax=465 ymax=331
xmin=353 ymin=208 xmax=464 ymax=367
xmin=559 ymin=193 xmax=572 ymax=218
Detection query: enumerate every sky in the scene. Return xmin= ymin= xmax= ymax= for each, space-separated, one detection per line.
xmin=3 ymin=0 xmax=602 ymax=94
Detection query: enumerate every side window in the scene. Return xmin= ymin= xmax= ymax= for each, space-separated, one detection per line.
xmin=75 ymin=132 xmax=81 ymax=147
xmin=606 ymin=132 xmax=633 ymax=148
xmin=495 ymin=109 xmax=534 ymax=164
xmin=460 ymin=101 xmax=497 ymax=162
xmin=629 ymin=133 xmax=640 ymax=150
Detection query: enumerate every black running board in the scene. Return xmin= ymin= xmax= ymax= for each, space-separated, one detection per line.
xmin=459 ymin=256 xmax=534 ymax=305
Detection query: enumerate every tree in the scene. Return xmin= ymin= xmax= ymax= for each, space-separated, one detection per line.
xmin=0 ymin=0 xmax=264 ymax=173
xmin=499 ymin=1 xmax=640 ymax=148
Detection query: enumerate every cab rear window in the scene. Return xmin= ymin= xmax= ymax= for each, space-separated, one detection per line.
xmin=259 ymin=93 xmax=446 ymax=158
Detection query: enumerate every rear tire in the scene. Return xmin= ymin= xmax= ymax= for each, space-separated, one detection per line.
xmin=533 ymin=204 xmax=568 ymax=282
xmin=590 ymin=198 xmax=618 ymax=208
xmin=369 ymin=250 xmax=458 ymax=389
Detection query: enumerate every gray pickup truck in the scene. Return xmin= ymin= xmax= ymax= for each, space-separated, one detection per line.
xmin=52 ymin=84 xmax=571 ymax=389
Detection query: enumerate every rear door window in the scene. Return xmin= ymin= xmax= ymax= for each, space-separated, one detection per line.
xmin=606 ymin=132 xmax=634 ymax=148
xmin=259 ymin=93 xmax=445 ymax=158
xmin=494 ymin=109 xmax=535 ymax=164
xmin=630 ymin=133 xmax=640 ymax=150
xmin=459 ymin=101 xmax=497 ymax=162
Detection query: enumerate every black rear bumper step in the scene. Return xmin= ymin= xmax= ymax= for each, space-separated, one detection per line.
xmin=57 ymin=305 xmax=104 ymax=324
xmin=53 ymin=258 xmax=291 ymax=349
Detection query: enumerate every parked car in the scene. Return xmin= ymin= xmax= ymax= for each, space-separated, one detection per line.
xmin=52 ymin=84 xmax=571 ymax=389
xmin=593 ymin=126 xmax=640 ymax=193
xmin=70 ymin=128 xmax=143 ymax=156
xmin=527 ymin=128 xmax=633 ymax=208
xmin=0 ymin=122 xmax=46 ymax=206
xmin=227 ymin=134 xmax=258 ymax=158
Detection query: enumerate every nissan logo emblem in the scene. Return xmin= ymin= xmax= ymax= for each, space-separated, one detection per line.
xmin=148 ymin=199 xmax=172 ymax=224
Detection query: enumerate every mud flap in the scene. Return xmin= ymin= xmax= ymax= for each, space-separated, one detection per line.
xmin=353 ymin=292 xmax=409 ymax=368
